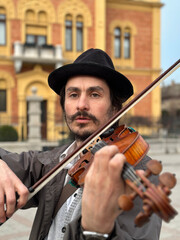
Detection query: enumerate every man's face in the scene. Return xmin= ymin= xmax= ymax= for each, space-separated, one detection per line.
xmin=64 ymin=76 xmax=116 ymax=143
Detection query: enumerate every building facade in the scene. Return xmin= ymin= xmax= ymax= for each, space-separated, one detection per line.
xmin=161 ymin=81 xmax=180 ymax=135
xmin=0 ymin=0 xmax=163 ymax=141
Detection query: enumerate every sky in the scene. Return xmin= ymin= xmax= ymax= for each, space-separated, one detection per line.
xmin=161 ymin=0 xmax=180 ymax=85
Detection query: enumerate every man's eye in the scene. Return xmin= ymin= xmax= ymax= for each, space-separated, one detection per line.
xmin=91 ymin=93 xmax=100 ymax=98
xmin=69 ymin=93 xmax=78 ymax=98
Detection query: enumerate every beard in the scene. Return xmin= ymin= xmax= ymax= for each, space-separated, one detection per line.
xmin=64 ymin=111 xmax=100 ymax=142
xmin=64 ymin=107 xmax=115 ymax=142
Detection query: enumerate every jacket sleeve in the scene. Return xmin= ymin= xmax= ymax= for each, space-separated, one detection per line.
xmin=0 ymin=145 xmax=68 ymax=209
xmin=0 ymin=147 xmax=45 ymax=207
xmin=64 ymin=210 xmax=161 ymax=240
xmin=0 ymin=147 xmax=43 ymax=186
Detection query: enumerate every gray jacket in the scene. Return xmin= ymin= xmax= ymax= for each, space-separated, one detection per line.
xmin=0 ymin=146 xmax=162 ymax=240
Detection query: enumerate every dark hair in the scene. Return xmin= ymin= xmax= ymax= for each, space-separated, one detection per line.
xmin=60 ymin=85 xmax=65 ymax=111
xmin=59 ymin=82 xmax=123 ymax=112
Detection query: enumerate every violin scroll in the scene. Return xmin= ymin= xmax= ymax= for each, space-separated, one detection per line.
xmin=118 ymin=159 xmax=178 ymax=227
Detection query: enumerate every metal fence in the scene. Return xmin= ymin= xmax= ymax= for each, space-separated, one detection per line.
xmin=0 ymin=114 xmax=180 ymax=141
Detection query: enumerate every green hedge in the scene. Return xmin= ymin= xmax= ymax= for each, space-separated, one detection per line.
xmin=0 ymin=125 xmax=18 ymax=141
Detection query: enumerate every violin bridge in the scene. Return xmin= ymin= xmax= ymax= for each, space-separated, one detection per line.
xmin=82 ymin=136 xmax=102 ymax=154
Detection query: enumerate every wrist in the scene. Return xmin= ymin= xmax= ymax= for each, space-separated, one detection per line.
xmin=81 ymin=226 xmax=109 ymax=240
xmin=82 ymin=231 xmax=109 ymax=240
xmin=80 ymin=224 xmax=115 ymax=240
xmin=81 ymin=217 xmax=114 ymax=234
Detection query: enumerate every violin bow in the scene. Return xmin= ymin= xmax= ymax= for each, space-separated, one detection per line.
xmin=28 ymin=59 xmax=180 ymax=200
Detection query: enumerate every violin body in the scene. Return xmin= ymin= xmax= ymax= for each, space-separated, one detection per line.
xmin=68 ymin=125 xmax=149 ymax=185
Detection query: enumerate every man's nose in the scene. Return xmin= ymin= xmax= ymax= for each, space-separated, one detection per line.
xmin=77 ymin=95 xmax=89 ymax=111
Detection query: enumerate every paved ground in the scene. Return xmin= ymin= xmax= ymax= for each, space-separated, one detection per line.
xmin=0 ymin=152 xmax=179 ymax=240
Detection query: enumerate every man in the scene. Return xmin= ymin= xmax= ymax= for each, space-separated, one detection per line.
xmin=0 ymin=49 xmax=161 ymax=239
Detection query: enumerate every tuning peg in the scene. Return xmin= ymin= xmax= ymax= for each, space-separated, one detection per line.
xmin=159 ymin=172 xmax=177 ymax=189
xmin=118 ymin=192 xmax=137 ymax=211
xmin=145 ymin=160 xmax=162 ymax=177
xmin=135 ymin=211 xmax=150 ymax=227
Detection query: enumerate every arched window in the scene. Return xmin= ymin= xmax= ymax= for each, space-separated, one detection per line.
xmin=124 ymin=28 xmax=130 ymax=59
xmin=76 ymin=15 xmax=83 ymax=51
xmin=38 ymin=11 xmax=47 ymax=23
xmin=0 ymin=89 xmax=6 ymax=111
xmin=25 ymin=9 xmax=47 ymax=46
xmin=114 ymin=27 xmax=121 ymax=58
xmin=65 ymin=14 xmax=72 ymax=51
xmin=0 ymin=79 xmax=6 ymax=112
xmin=26 ymin=9 xmax=35 ymax=22
xmin=0 ymin=7 xmax=6 ymax=45
xmin=26 ymin=32 xmax=46 ymax=46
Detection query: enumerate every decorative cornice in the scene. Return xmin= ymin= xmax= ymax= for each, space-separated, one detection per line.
xmin=107 ymin=0 xmax=164 ymax=8
xmin=115 ymin=65 xmax=161 ymax=75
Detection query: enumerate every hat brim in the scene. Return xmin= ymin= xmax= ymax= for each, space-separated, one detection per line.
xmin=48 ymin=63 xmax=133 ymax=102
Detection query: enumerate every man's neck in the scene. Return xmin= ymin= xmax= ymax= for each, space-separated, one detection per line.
xmin=76 ymin=139 xmax=83 ymax=148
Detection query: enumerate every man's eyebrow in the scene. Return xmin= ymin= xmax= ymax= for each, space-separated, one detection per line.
xmin=87 ymin=86 xmax=104 ymax=92
xmin=66 ymin=86 xmax=104 ymax=93
xmin=66 ymin=87 xmax=80 ymax=93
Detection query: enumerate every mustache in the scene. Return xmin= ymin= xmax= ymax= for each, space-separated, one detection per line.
xmin=68 ymin=111 xmax=98 ymax=123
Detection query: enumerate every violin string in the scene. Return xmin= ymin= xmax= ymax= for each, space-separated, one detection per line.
xmin=123 ymin=163 xmax=146 ymax=192
xmin=123 ymin=165 xmax=141 ymax=185
xmin=123 ymin=163 xmax=137 ymax=181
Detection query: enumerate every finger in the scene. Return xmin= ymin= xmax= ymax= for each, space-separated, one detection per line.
xmin=135 ymin=169 xmax=145 ymax=180
xmin=0 ymin=189 xmax=6 ymax=223
xmin=16 ymin=185 xmax=29 ymax=209
xmin=93 ymin=145 xmax=120 ymax=172
xmin=108 ymin=153 xmax=126 ymax=183
xmin=86 ymin=145 xmax=120 ymax=186
xmin=136 ymin=169 xmax=145 ymax=175
xmin=5 ymin=187 xmax=17 ymax=218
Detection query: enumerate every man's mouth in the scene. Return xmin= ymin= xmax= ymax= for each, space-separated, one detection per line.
xmin=75 ymin=116 xmax=91 ymax=123
xmin=67 ymin=111 xmax=99 ymax=125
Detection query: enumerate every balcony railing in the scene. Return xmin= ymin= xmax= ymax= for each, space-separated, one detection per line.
xmin=12 ymin=41 xmax=64 ymax=72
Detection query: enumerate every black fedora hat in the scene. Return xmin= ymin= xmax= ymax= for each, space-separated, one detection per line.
xmin=48 ymin=48 xmax=133 ymax=102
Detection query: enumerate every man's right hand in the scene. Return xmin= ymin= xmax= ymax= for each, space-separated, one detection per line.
xmin=0 ymin=159 xmax=29 ymax=223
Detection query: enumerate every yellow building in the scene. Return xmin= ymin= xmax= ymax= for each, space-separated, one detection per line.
xmin=0 ymin=0 xmax=163 ymax=141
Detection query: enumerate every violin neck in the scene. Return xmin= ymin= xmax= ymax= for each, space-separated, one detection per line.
xmin=122 ymin=163 xmax=145 ymax=191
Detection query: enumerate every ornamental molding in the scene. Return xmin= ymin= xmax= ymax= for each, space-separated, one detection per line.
xmin=57 ymin=0 xmax=92 ymax=27
xmin=17 ymin=0 xmax=56 ymax=22
xmin=0 ymin=0 xmax=15 ymax=18
xmin=0 ymin=70 xmax=15 ymax=88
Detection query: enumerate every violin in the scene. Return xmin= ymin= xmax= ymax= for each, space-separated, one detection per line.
xmin=68 ymin=125 xmax=177 ymax=226
xmin=68 ymin=125 xmax=149 ymax=185
xmin=27 ymin=59 xmax=180 ymax=202
xmin=25 ymin=60 xmax=179 ymax=225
